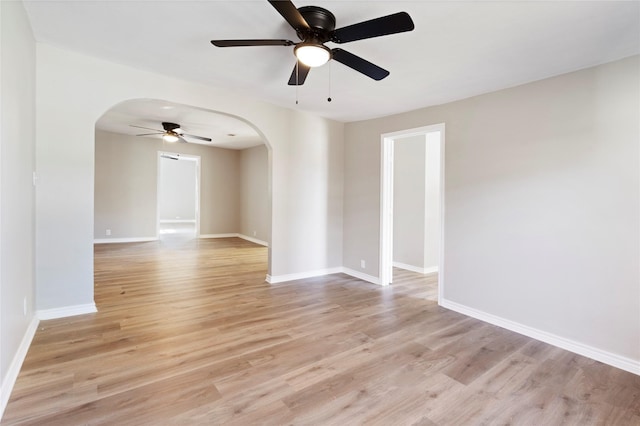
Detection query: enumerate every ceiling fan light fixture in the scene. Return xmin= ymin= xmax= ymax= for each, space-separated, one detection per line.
xmin=294 ymin=44 xmax=330 ymax=67
xmin=163 ymin=132 xmax=180 ymax=143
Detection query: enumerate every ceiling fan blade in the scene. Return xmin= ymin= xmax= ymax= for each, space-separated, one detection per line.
xmin=136 ymin=133 xmax=163 ymax=137
xmin=211 ymin=39 xmax=295 ymax=47
xmin=287 ymin=61 xmax=311 ymax=86
xmin=178 ymin=136 xmax=188 ymax=143
xmin=268 ymin=0 xmax=310 ymax=31
xmin=331 ymin=48 xmax=390 ymax=81
xmin=331 ymin=12 xmax=414 ymax=44
xmin=130 ymin=124 xmax=162 ymax=132
xmin=183 ymin=133 xmax=212 ymax=142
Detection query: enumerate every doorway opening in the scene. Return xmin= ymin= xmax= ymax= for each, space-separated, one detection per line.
xmin=94 ymin=98 xmax=273 ymax=284
xmin=380 ymin=124 xmax=445 ymax=302
xmin=157 ymin=152 xmax=200 ymax=242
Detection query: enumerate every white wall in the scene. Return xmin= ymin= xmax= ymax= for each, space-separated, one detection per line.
xmin=393 ymin=135 xmax=426 ymax=269
xmin=240 ymin=145 xmax=269 ymax=243
xmin=159 ymin=157 xmax=196 ymax=222
xmin=343 ymin=125 xmax=380 ymax=278
xmin=344 ymin=56 xmax=640 ymax=370
xmin=392 ymin=133 xmax=441 ymax=274
xmin=95 ymin=132 xmax=271 ymax=242
xmin=0 ymin=0 xmax=37 ymax=412
xmin=281 ymin=112 xmax=344 ymax=274
xmin=36 ymin=43 xmax=344 ymax=311
xmin=94 ymin=131 xmax=158 ymax=239
xmin=94 ymin=130 xmax=242 ymax=240
xmin=424 ymin=131 xmax=441 ymax=270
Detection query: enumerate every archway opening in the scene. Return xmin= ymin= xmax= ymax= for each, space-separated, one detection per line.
xmin=93 ymin=98 xmax=273 ymax=289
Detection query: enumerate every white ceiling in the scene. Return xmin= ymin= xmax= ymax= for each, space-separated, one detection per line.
xmin=24 ymin=0 xmax=640 ymax=128
xmin=96 ymin=99 xmax=264 ymax=149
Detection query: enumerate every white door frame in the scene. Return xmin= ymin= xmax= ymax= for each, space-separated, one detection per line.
xmin=380 ymin=124 xmax=445 ymax=301
xmin=157 ymin=151 xmax=201 ymax=238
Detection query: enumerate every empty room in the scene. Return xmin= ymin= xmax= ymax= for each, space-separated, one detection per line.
xmin=1 ymin=0 xmax=639 ymax=424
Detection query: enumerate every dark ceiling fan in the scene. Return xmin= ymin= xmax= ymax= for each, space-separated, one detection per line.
xmin=210 ymin=0 xmax=415 ymax=85
xmin=130 ymin=122 xmax=212 ymax=143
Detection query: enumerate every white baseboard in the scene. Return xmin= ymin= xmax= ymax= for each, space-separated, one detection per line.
xmin=237 ymin=234 xmax=269 ymax=247
xmin=266 ymin=267 xmax=382 ymax=286
xmin=36 ymin=303 xmax=97 ymax=320
xmin=267 ymin=267 xmax=343 ymax=284
xmin=393 ymin=261 xmax=438 ymax=275
xmin=1 ymin=317 xmax=39 ymax=419
xmin=423 ymin=266 xmax=438 ymax=274
xmin=199 ymin=233 xmax=238 ymax=239
xmin=341 ymin=267 xmax=382 ymax=285
xmin=94 ymin=237 xmax=157 ymax=244
xmin=440 ymin=298 xmax=640 ymax=376
xmin=159 ymin=219 xmax=195 ymax=224
xmin=199 ymin=233 xmax=268 ymax=247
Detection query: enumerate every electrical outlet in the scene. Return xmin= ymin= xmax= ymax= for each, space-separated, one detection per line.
xmin=253 ymin=231 xmax=257 ymax=237
xmin=23 ymin=297 xmax=27 ymax=316
xmin=361 ymin=259 xmax=366 ymax=269
xmin=106 ymin=229 xmax=111 ymax=236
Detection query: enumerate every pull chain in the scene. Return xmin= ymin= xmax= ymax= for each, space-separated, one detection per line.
xmin=295 ymin=61 xmax=299 ymax=105
xmin=327 ymin=60 xmax=332 ymax=102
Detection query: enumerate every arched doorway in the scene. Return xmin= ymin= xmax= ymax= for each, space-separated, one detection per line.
xmin=94 ymin=98 xmax=272 ymax=281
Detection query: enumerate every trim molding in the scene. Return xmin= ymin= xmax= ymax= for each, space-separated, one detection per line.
xmin=199 ymin=233 xmax=238 ymax=239
xmin=440 ymin=298 xmax=640 ymax=376
xmin=393 ymin=261 xmax=438 ymax=275
xmin=266 ymin=267 xmax=382 ymax=286
xmin=1 ymin=317 xmax=39 ymax=419
xmin=159 ymin=219 xmax=196 ymax=224
xmin=94 ymin=234 xmax=269 ymax=246
xmin=200 ymin=233 xmax=269 ymax=247
xmin=94 ymin=237 xmax=157 ymax=244
xmin=36 ymin=303 xmax=97 ymax=320
xmin=267 ymin=267 xmax=343 ymax=284
xmin=341 ymin=268 xmax=382 ymax=286
xmin=237 ymin=234 xmax=269 ymax=247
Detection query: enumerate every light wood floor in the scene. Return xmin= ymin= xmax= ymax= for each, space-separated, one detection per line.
xmin=3 ymin=238 xmax=639 ymax=425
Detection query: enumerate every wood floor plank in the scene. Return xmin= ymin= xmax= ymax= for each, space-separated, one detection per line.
xmin=2 ymin=237 xmax=639 ymax=425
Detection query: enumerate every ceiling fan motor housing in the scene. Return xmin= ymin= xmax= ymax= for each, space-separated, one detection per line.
xmin=162 ymin=122 xmax=181 ymax=132
xmin=297 ymin=6 xmax=336 ymax=43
